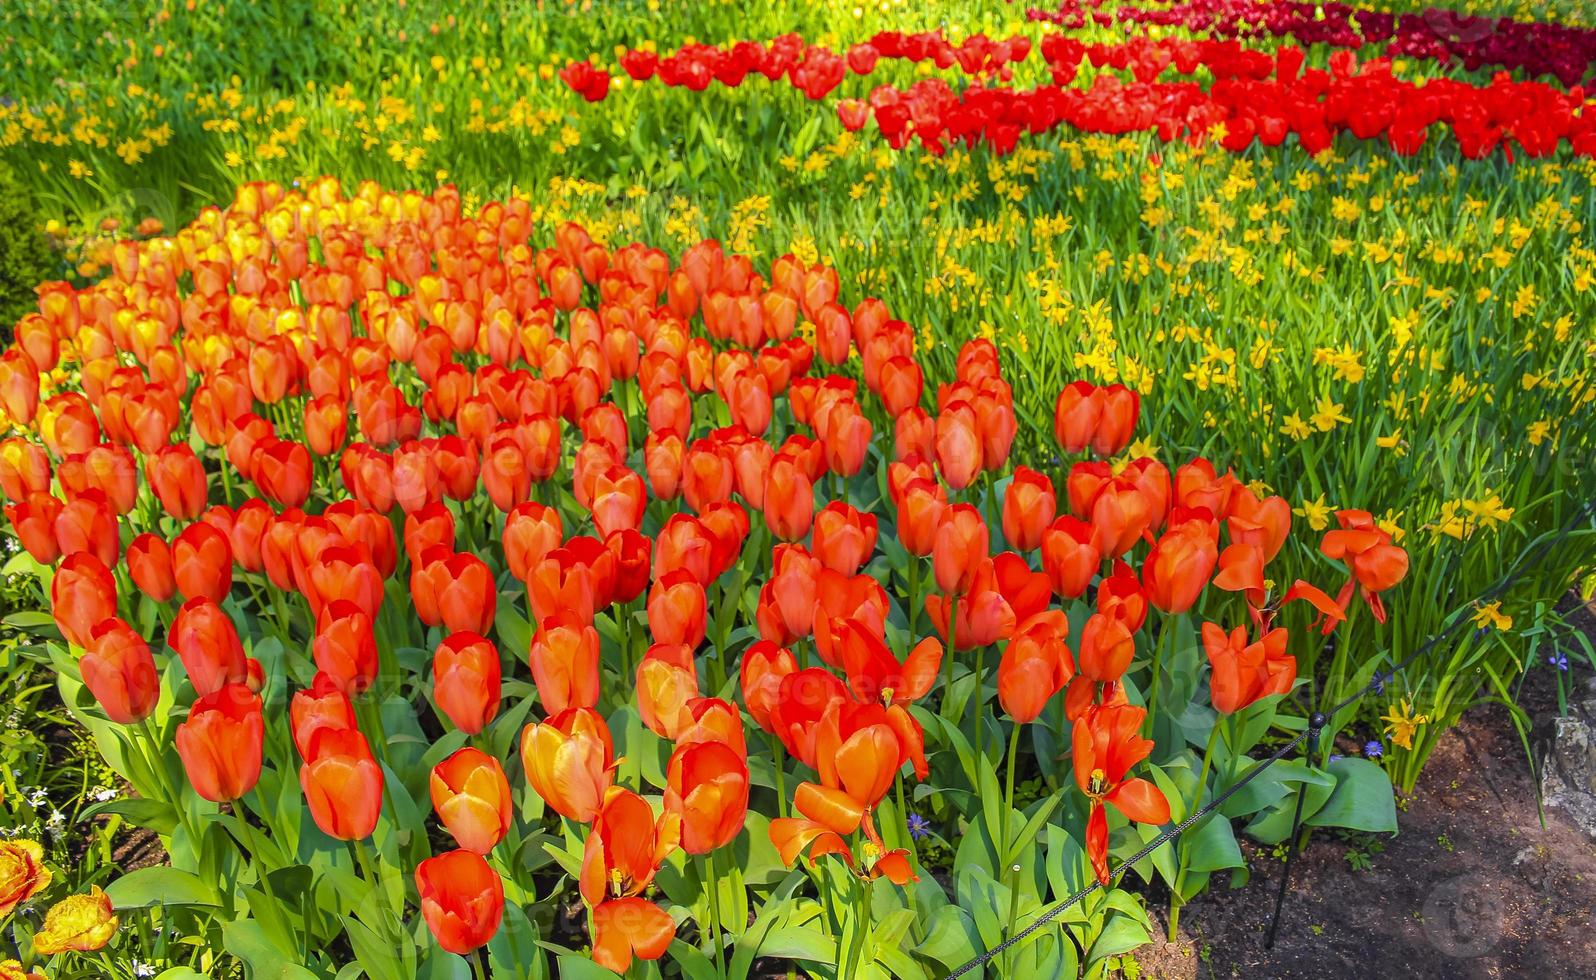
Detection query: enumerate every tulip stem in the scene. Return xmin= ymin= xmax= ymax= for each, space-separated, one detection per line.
xmin=906 ymin=556 xmax=921 ymax=639
xmin=1145 ymin=615 xmax=1174 ymax=737
xmin=771 ymin=734 xmax=788 ymax=820
xmin=352 ymin=838 xmax=396 ymax=946
xmin=939 ymin=590 xmax=957 ymax=720
xmin=1168 ymin=719 xmax=1223 ymax=942
xmin=471 ymin=948 xmax=490 ymax=980
xmin=970 ymin=642 xmax=987 ymax=760
xmin=703 ymin=850 xmax=727 ymax=978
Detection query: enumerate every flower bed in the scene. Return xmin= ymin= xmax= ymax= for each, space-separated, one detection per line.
xmin=0 ymin=178 xmax=1417 ymax=977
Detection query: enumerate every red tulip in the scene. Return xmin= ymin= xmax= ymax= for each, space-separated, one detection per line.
xmin=415 ymin=849 xmax=504 ymax=955
xmin=763 ymin=454 xmax=814 ymax=542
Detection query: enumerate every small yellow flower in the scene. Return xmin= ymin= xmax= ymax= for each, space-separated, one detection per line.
xmin=31 ymin=887 xmax=118 ymax=955
xmin=1294 ymin=494 xmax=1332 ymax=532
xmin=0 ymin=959 xmax=47 ymax=980
xmin=1279 ymin=412 xmax=1311 ymax=440
xmin=1471 ymin=601 xmax=1513 ymax=632
xmin=1380 ymin=699 xmax=1429 ymax=752
xmin=1309 ymin=398 xmax=1351 ymax=432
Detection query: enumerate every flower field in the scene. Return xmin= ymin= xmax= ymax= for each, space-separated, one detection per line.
xmin=0 ymin=1 xmax=1593 ymax=978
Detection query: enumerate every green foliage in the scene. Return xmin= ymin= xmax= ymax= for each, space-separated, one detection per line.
xmin=0 ymin=160 xmax=56 ymax=343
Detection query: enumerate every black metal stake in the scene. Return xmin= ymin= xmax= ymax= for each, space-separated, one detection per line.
xmin=1265 ymin=711 xmax=1325 ymax=950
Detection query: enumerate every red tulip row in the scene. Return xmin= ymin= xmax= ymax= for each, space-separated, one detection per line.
xmin=562 ymin=27 xmax=1595 ymax=159
xmin=4 ymin=178 xmax=1405 ymax=969
xmin=1029 ymin=0 xmax=1596 ymax=89
xmin=561 ymin=28 xmax=1035 ymax=103
xmin=849 ymin=39 xmax=1596 ymax=157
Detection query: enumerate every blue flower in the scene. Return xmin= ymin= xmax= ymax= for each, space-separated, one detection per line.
xmin=907 ymin=812 xmax=930 ymax=841
xmin=1329 ymin=754 xmax=1343 ymax=763
xmin=1363 ymin=740 xmax=1383 ymax=759
xmin=1548 ymin=651 xmax=1569 ymax=672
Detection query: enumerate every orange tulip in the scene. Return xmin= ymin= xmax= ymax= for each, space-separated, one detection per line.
xmin=126 ymin=533 xmax=176 ymax=603
xmin=53 ymin=489 xmax=118 ymax=568
xmin=146 ymin=444 xmax=208 ymax=521
xmin=520 ymin=707 xmax=614 ymax=822
xmin=290 ymin=673 xmax=357 ymax=760
xmin=1320 ymin=510 xmax=1409 ymax=625
xmin=1002 ymin=466 xmax=1056 ymax=552
xmin=579 ymin=789 xmax=681 ymax=974
xmin=1076 ymin=612 xmax=1135 ymax=683
xmin=763 ymin=454 xmax=814 ymax=542
xmin=430 ymin=747 xmax=513 ymax=854
xmin=413 ymin=549 xmax=497 ymax=634
xmin=80 ymin=617 xmax=160 ymax=725
xmin=432 ymin=631 xmax=501 ymax=734
xmin=0 ymin=438 xmax=50 ymax=502
xmin=837 ymin=620 xmax=941 ymax=709
xmin=529 ymin=613 xmax=601 ymax=714
xmin=647 ymin=568 xmax=707 ymax=649
xmin=170 ymin=596 xmax=248 ymax=697
xmin=738 ymin=640 xmax=798 ymax=735
xmin=176 ymin=684 xmax=264 ymax=803
xmin=502 ymin=500 xmax=562 ymax=581
xmin=172 ymin=521 xmax=232 ymax=602
xmin=589 ymin=464 xmax=646 ymax=539
xmin=415 ymin=849 xmax=504 ymax=955
xmin=636 ymin=642 xmax=698 ymax=739
xmin=1096 ymin=560 xmax=1149 ymax=632
xmin=812 ymin=501 xmax=877 ymax=575
xmin=934 ymin=405 xmax=982 ymax=491
xmin=51 ymin=553 xmax=116 ymax=649
xmin=998 ymin=620 xmax=1075 ymax=723
xmin=1074 ymin=703 xmax=1169 ymax=884
xmin=300 ymin=727 xmax=384 ymax=841
xmin=1142 ymin=518 xmax=1219 ymax=614
xmin=1203 ymin=623 xmax=1294 ymax=714
xmin=312 ymin=600 xmax=379 ymax=696
xmin=664 ymin=740 xmax=750 ymax=854
xmin=932 ymin=503 xmax=988 ymax=595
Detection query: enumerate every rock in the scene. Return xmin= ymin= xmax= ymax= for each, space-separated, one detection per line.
xmin=1541 ymin=697 xmax=1596 ymax=838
